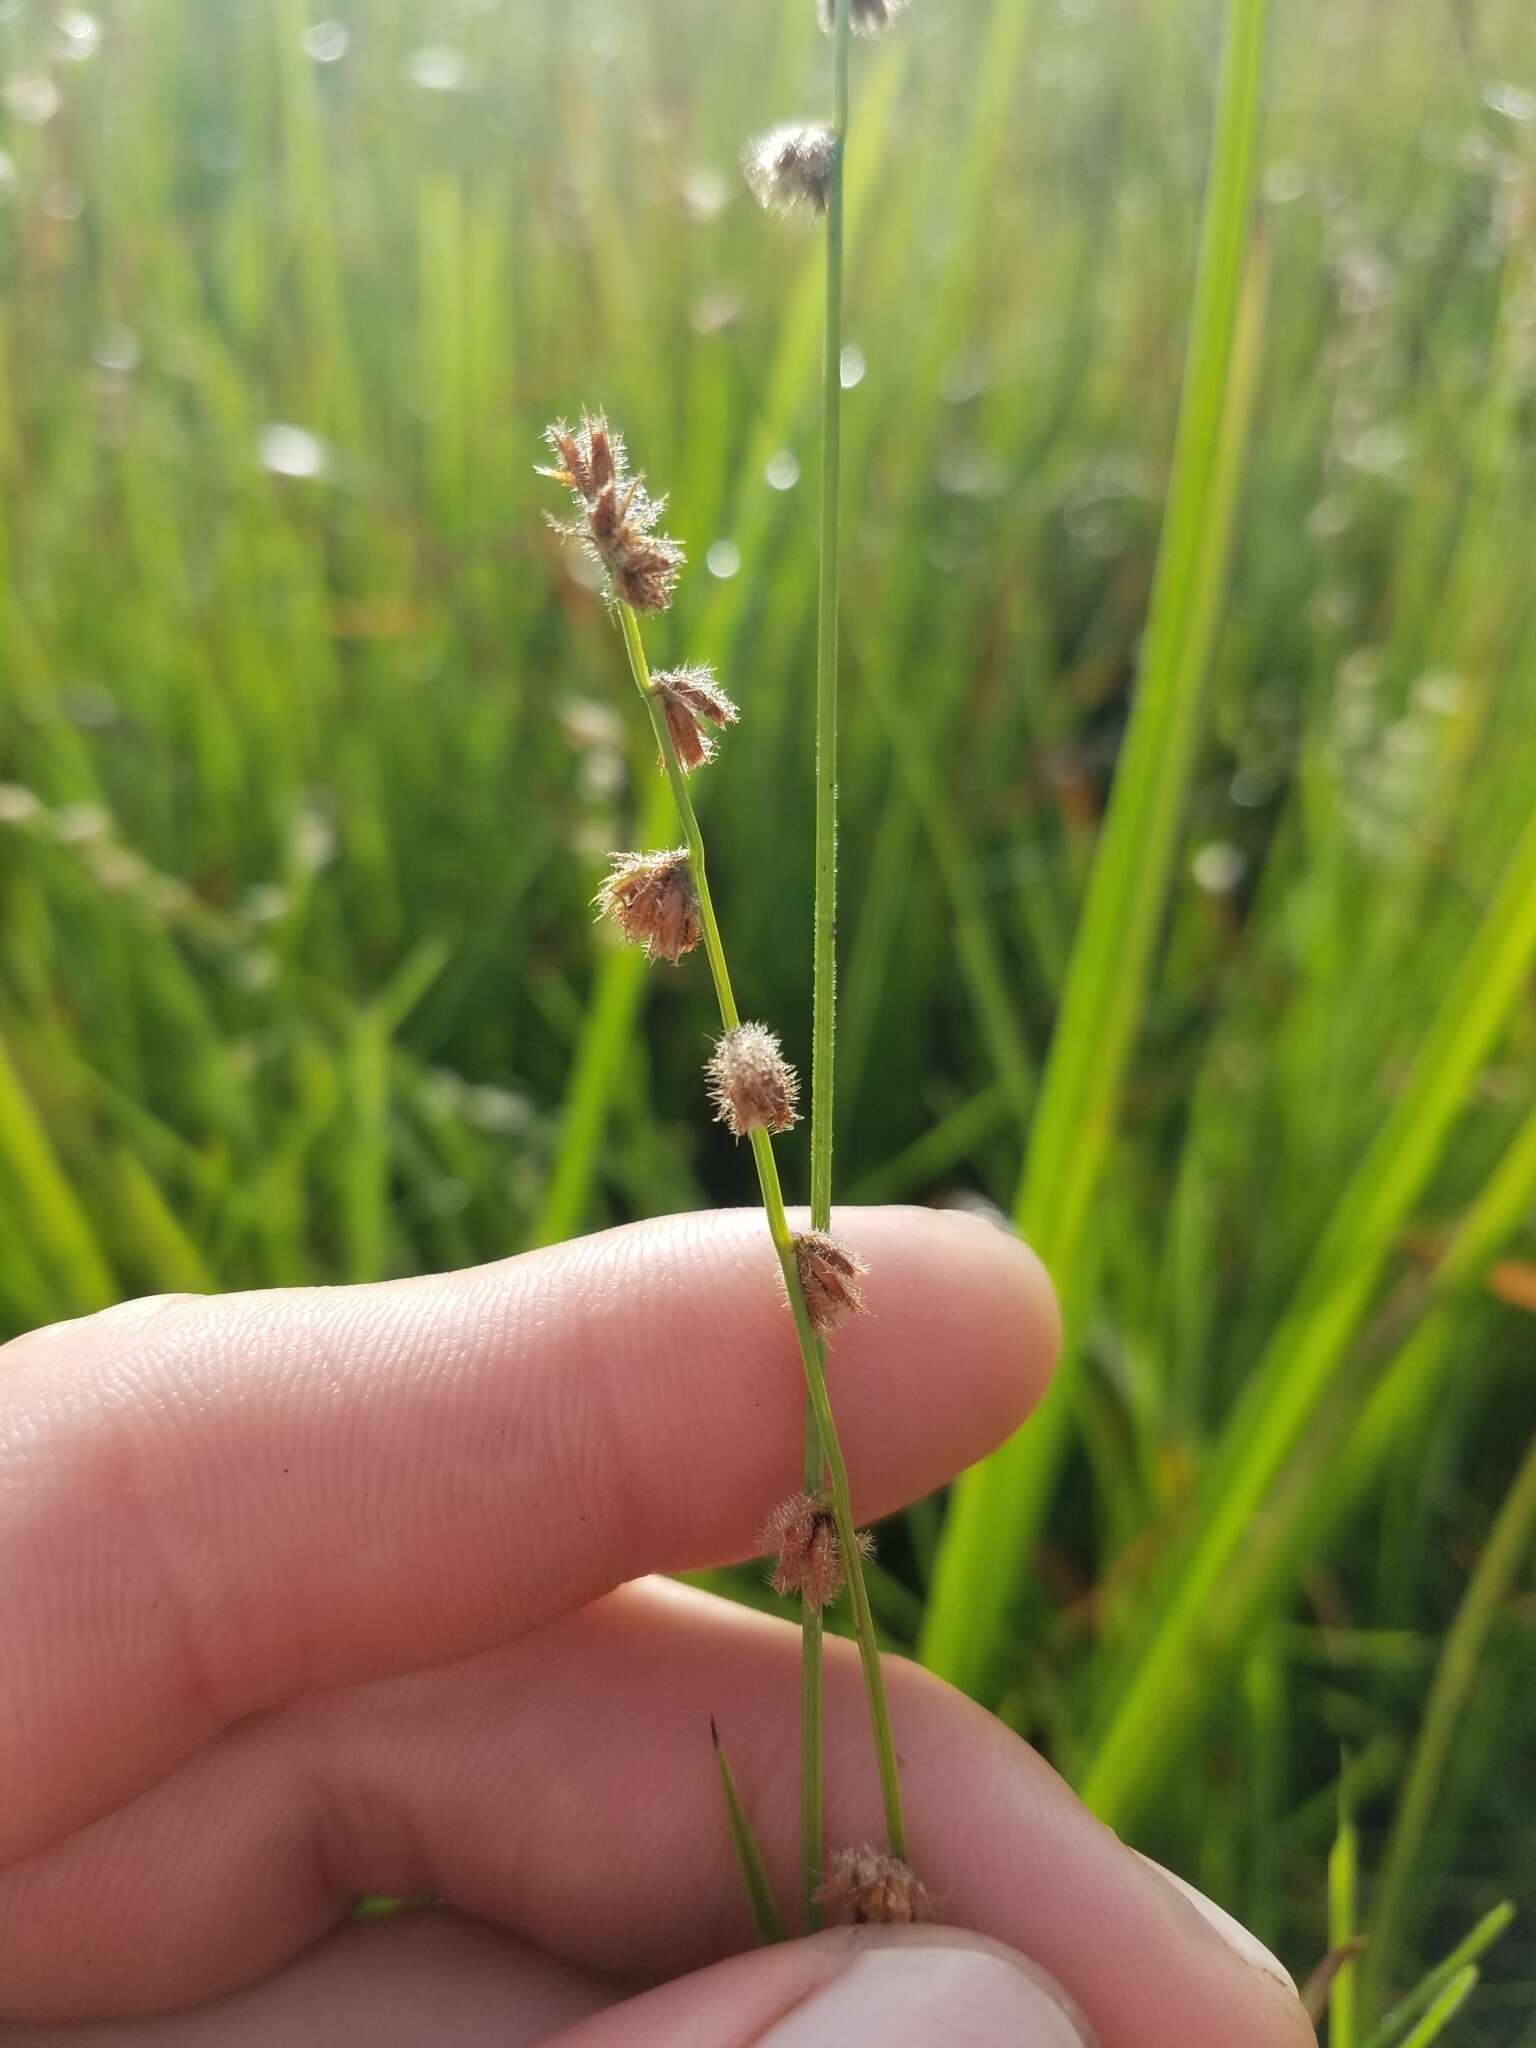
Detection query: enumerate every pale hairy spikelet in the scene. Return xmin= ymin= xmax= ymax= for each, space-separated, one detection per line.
xmin=742 ymin=123 xmax=837 ymax=217
xmin=539 ymin=413 xmax=684 ymax=612
xmin=816 ymin=1847 xmax=938 ymax=1926
xmin=792 ymin=1230 xmax=869 ymax=1335
xmin=593 ymin=848 xmax=701 ymax=964
xmin=820 ymin=0 xmax=910 ymax=34
xmin=650 ymin=664 xmax=740 ymax=772
xmin=761 ymin=1491 xmax=873 ymax=1611
xmin=706 ymin=1023 xmax=799 ymax=1137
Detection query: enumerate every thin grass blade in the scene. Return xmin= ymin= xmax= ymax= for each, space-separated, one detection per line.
xmin=711 ymin=1719 xmax=787 ymax=1947
xmin=920 ymin=0 xmax=1272 ymax=1693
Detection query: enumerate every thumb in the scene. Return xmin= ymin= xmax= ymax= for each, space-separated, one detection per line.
xmin=549 ymin=1926 xmax=1098 ymax=2046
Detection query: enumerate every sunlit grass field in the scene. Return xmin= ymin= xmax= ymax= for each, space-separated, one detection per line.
xmin=3 ymin=0 xmax=1535 ymax=2033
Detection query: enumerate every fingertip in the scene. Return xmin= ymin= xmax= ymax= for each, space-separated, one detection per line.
xmin=829 ymin=1204 xmax=1061 ymax=1475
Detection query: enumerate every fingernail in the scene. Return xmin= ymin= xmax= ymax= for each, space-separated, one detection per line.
xmin=1134 ymin=1852 xmax=1296 ymax=1993
xmin=760 ymin=1927 xmax=1096 ymax=2045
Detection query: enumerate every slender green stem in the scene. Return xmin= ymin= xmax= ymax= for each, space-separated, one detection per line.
xmin=615 ymin=600 xmax=907 ymax=1863
xmin=802 ymin=0 xmax=855 ymax=1921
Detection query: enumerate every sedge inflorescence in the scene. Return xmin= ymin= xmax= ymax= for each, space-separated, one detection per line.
xmin=707 ymin=1022 xmax=800 ymax=1137
xmin=793 ymin=1229 xmax=870 ymax=1336
xmin=540 ymin=413 xmax=684 ymax=613
xmin=742 ymin=123 xmax=838 ymax=217
xmin=593 ymin=848 xmax=701 ymax=964
xmin=819 ymin=0 xmax=909 ymax=33
xmin=762 ymin=1491 xmax=874 ymax=1612
xmin=543 ymin=25 xmax=929 ymax=1902
xmin=650 ymin=664 xmax=740 ymax=772
xmin=816 ymin=1847 xmax=938 ymax=1927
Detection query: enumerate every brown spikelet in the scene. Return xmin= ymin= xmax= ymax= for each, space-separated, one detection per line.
xmin=793 ymin=1230 xmax=869 ymax=1335
xmin=742 ymin=124 xmax=837 ymax=217
xmin=760 ymin=1492 xmax=872 ymax=1611
xmin=820 ymin=0 xmax=910 ymax=32
xmin=539 ymin=413 xmax=684 ymax=613
xmin=651 ymin=665 xmax=740 ymax=772
xmin=816 ymin=1847 xmax=938 ymax=1926
xmin=706 ymin=1023 xmax=799 ymax=1137
xmin=593 ymin=848 xmax=701 ymax=964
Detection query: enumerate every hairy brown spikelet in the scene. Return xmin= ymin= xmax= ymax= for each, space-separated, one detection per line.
xmin=820 ymin=0 xmax=910 ymax=33
xmin=539 ymin=413 xmax=684 ymax=613
xmin=594 ymin=849 xmax=701 ymax=964
xmin=793 ymin=1230 xmax=869 ymax=1335
xmin=650 ymin=665 xmax=740 ymax=772
xmin=706 ymin=1023 xmax=799 ymax=1136
xmin=761 ymin=1491 xmax=873 ymax=1611
xmin=742 ymin=124 xmax=837 ymax=217
xmin=817 ymin=1847 xmax=938 ymax=1927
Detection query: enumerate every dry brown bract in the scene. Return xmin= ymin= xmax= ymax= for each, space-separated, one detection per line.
xmin=540 ymin=413 xmax=684 ymax=613
xmin=742 ymin=124 xmax=838 ymax=217
xmin=761 ymin=1491 xmax=873 ymax=1611
xmin=594 ymin=849 xmax=701 ymax=964
xmin=793 ymin=1229 xmax=869 ymax=1335
xmin=706 ymin=1022 xmax=799 ymax=1137
xmin=651 ymin=664 xmax=740 ymax=772
xmin=816 ymin=1847 xmax=938 ymax=1926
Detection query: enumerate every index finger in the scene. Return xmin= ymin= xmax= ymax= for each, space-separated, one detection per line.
xmin=0 ymin=1204 xmax=1056 ymax=1865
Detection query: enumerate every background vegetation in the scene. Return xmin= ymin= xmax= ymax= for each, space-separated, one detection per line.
xmin=2 ymin=0 xmax=1534 ymax=2034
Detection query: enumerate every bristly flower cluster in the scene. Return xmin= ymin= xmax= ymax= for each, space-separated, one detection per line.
xmin=762 ymin=1491 xmax=873 ymax=1611
xmin=540 ymin=413 xmax=684 ymax=612
xmin=742 ymin=123 xmax=837 ymax=217
xmin=650 ymin=664 xmax=740 ymax=772
xmin=593 ymin=848 xmax=701 ymax=963
xmin=707 ymin=1022 xmax=799 ymax=1137
xmin=793 ymin=1230 xmax=869 ymax=1335
xmin=816 ymin=1847 xmax=938 ymax=1926
xmin=820 ymin=0 xmax=909 ymax=32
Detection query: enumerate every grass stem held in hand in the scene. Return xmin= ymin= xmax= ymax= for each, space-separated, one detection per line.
xmin=611 ymin=584 xmax=909 ymax=1868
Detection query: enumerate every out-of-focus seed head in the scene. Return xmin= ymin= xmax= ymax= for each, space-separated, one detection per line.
xmin=760 ymin=1491 xmax=873 ymax=1611
xmin=539 ymin=413 xmax=684 ymax=613
xmin=706 ymin=1022 xmax=799 ymax=1136
xmin=792 ymin=1230 xmax=869 ymax=1335
xmin=820 ymin=0 xmax=910 ymax=33
xmin=742 ymin=123 xmax=837 ymax=217
xmin=650 ymin=664 xmax=740 ymax=772
xmin=816 ymin=1848 xmax=938 ymax=1926
xmin=593 ymin=848 xmax=701 ymax=964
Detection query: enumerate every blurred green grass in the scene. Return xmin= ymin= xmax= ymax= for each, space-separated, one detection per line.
xmin=2 ymin=0 xmax=1535 ymax=2029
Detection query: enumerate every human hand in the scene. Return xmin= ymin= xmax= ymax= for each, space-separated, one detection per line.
xmin=0 ymin=1207 xmax=1314 ymax=2045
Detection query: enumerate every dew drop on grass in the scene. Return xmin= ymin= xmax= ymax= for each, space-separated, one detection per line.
xmin=706 ymin=540 xmax=741 ymax=579
xmin=765 ymin=449 xmax=800 ymax=491
xmin=53 ymin=11 xmax=99 ymax=60
xmin=93 ymin=324 xmax=140 ymax=373
xmin=257 ymin=423 xmax=328 ymax=479
xmin=301 ymin=19 xmax=348 ymax=62
xmin=404 ymin=45 xmax=471 ymax=93
xmin=839 ymin=343 xmax=866 ymax=389
xmin=3 ymin=73 xmax=61 ymax=125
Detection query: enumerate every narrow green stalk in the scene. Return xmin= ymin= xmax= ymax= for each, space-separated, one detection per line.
xmin=803 ymin=0 xmax=854 ymax=1925
xmin=1362 ymin=1430 xmax=1536 ymax=2024
xmin=615 ymin=601 xmax=907 ymax=1861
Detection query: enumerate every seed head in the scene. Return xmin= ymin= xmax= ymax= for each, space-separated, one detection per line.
xmin=539 ymin=413 xmax=684 ymax=613
xmin=706 ymin=1022 xmax=799 ymax=1137
xmin=761 ymin=1491 xmax=873 ymax=1611
xmin=820 ymin=0 xmax=910 ymax=33
xmin=593 ymin=848 xmax=701 ymax=964
xmin=650 ymin=664 xmax=740 ymax=772
xmin=742 ymin=124 xmax=837 ymax=217
xmin=793 ymin=1230 xmax=869 ymax=1336
xmin=816 ymin=1847 xmax=938 ymax=1927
